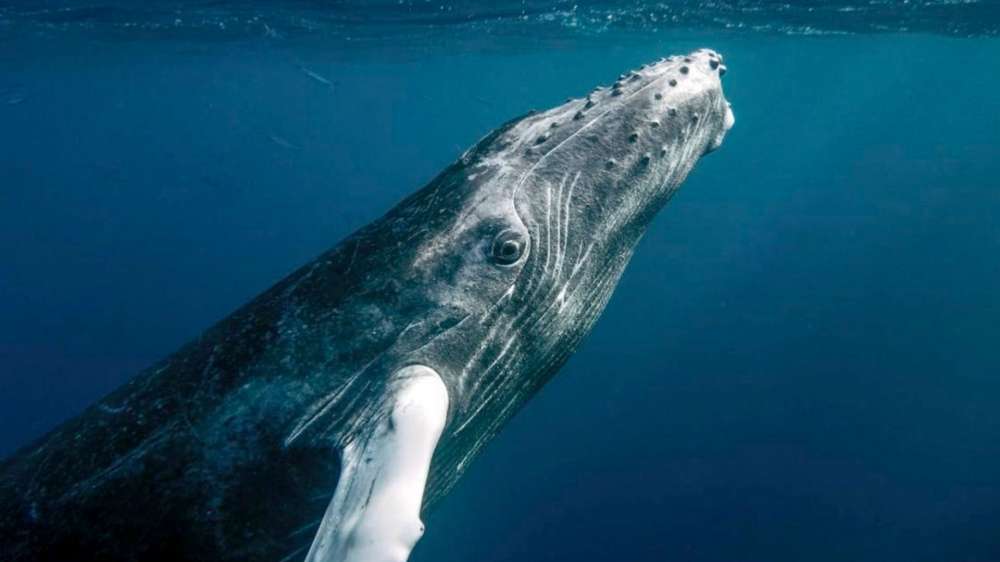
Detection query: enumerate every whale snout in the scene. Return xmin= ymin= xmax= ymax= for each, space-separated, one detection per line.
xmin=689 ymin=48 xmax=727 ymax=80
xmin=475 ymin=48 xmax=733 ymax=171
xmin=678 ymin=49 xmax=734 ymax=152
xmin=693 ymin=49 xmax=736 ymax=135
xmin=603 ymin=48 xmax=733 ymax=158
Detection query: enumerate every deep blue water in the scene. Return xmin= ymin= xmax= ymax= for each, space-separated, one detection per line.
xmin=2 ymin=2 xmax=1000 ymax=561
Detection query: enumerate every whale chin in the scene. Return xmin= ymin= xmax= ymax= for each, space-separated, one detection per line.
xmin=706 ymin=103 xmax=736 ymax=154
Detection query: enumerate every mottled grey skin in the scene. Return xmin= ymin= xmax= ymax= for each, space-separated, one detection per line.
xmin=0 ymin=50 xmax=732 ymax=561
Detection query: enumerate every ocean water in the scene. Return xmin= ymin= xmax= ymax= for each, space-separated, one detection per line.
xmin=2 ymin=2 xmax=999 ymax=561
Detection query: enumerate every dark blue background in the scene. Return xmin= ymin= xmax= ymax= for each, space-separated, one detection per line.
xmin=2 ymin=26 xmax=999 ymax=562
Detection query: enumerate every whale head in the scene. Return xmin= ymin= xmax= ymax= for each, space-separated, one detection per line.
xmin=390 ymin=49 xmax=735 ymax=497
xmin=282 ymin=49 xmax=733 ymax=505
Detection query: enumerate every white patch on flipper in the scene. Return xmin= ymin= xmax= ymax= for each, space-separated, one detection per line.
xmin=304 ymin=365 xmax=449 ymax=562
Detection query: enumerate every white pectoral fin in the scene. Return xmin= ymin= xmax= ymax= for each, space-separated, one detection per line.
xmin=305 ymin=365 xmax=449 ymax=562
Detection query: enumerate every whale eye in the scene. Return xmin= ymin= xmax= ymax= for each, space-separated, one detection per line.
xmin=489 ymin=230 xmax=526 ymax=266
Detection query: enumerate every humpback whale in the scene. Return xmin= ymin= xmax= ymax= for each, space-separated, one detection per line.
xmin=0 ymin=49 xmax=733 ymax=562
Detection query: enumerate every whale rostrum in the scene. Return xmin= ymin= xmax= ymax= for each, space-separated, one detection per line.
xmin=0 ymin=49 xmax=733 ymax=562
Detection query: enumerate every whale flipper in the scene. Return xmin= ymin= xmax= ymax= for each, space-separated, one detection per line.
xmin=304 ymin=365 xmax=449 ymax=562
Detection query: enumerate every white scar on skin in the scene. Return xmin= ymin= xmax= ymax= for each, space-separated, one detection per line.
xmin=305 ymin=365 xmax=449 ymax=562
